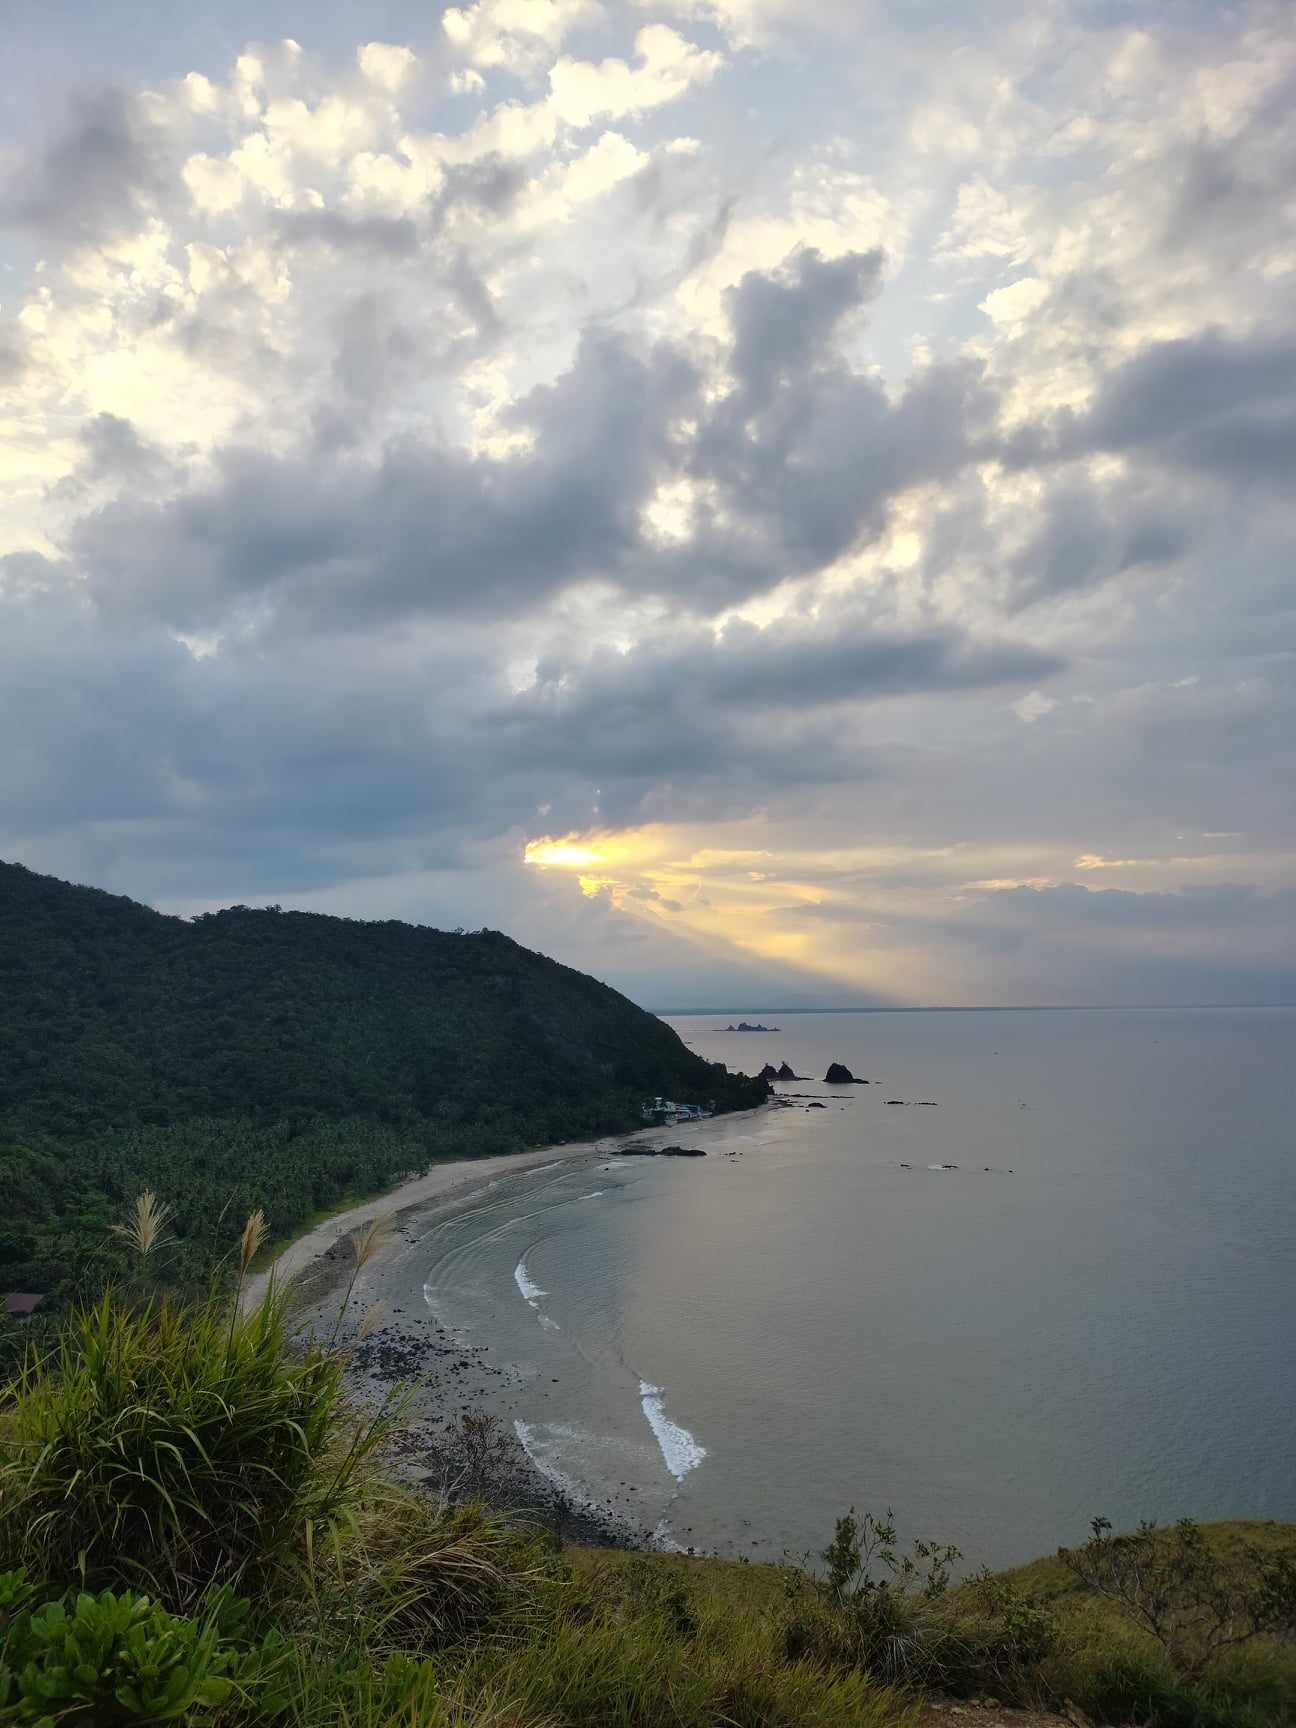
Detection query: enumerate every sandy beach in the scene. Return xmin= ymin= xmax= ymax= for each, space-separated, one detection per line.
xmin=241 ymin=1131 xmax=632 ymax=1313
xmin=244 ymin=1103 xmax=772 ymax=1314
xmin=239 ymin=1108 xmax=770 ymax=1548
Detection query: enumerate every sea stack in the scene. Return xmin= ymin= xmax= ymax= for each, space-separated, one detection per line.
xmin=824 ymin=1062 xmax=860 ymax=1084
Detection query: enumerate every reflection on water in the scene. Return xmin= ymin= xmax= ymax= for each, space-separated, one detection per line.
xmin=408 ymin=1008 xmax=1296 ymax=1567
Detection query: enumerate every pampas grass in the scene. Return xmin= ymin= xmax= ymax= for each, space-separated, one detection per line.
xmin=110 ymin=1187 xmax=172 ymax=1259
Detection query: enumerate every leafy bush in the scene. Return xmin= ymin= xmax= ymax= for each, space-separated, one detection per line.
xmin=0 ymin=1288 xmax=398 ymax=1609
xmin=1060 ymin=1516 xmax=1296 ymax=1683
xmin=0 ymin=1579 xmax=256 ymax=1725
xmin=935 ymin=1567 xmax=1059 ymax=1702
xmin=783 ymin=1508 xmax=963 ymax=1689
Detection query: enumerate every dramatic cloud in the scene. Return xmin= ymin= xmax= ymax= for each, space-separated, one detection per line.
xmin=1 ymin=88 xmax=176 ymax=248
xmin=1 ymin=0 xmax=1293 ymax=1006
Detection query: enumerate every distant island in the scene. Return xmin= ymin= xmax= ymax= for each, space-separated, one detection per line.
xmin=723 ymin=1021 xmax=781 ymax=1032
xmin=0 ymin=859 xmax=767 ymax=1312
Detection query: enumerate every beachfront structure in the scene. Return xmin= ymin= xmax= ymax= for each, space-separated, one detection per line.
xmin=641 ymin=1098 xmax=712 ymax=1123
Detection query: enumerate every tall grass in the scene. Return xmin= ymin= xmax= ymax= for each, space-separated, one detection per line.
xmin=0 ymin=1284 xmax=399 ymax=1610
xmin=455 ymin=1571 xmax=914 ymax=1728
xmin=25 ymin=1189 xmax=1290 ymax=1727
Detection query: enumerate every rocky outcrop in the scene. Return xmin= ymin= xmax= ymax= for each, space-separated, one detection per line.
xmin=824 ymin=1062 xmax=869 ymax=1084
xmin=776 ymin=1061 xmax=801 ymax=1080
xmin=758 ymin=1063 xmax=780 ymax=1080
xmin=618 ymin=1143 xmax=706 ymax=1157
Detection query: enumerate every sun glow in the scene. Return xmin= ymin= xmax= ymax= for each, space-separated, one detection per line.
xmin=524 ymin=839 xmax=604 ymax=868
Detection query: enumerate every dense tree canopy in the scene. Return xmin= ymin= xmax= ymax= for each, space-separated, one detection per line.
xmin=0 ymin=860 xmax=765 ymax=1301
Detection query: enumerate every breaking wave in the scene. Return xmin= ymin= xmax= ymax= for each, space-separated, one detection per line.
xmin=640 ymin=1381 xmax=706 ymax=1481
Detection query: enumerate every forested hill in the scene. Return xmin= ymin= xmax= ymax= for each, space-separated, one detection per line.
xmin=0 ymin=860 xmax=765 ymax=1300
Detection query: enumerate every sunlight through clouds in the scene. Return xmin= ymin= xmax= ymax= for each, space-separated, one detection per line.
xmin=1 ymin=0 xmax=1293 ymax=1005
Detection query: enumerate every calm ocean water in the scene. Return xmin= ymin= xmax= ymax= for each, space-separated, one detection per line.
xmin=400 ymin=1008 xmax=1295 ymax=1568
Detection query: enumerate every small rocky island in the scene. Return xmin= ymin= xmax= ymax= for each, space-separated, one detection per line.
xmin=824 ymin=1062 xmax=870 ymax=1084
xmin=724 ymin=1021 xmax=780 ymax=1032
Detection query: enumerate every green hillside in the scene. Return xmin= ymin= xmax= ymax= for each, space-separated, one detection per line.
xmin=0 ymin=859 xmax=765 ymax=1298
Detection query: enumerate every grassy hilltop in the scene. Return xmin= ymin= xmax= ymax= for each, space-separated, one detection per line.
xmin=0 ymin=859 xmax=764 ymax=1301
xmin=0 ymin=1270 xmax=1292 ymax=1728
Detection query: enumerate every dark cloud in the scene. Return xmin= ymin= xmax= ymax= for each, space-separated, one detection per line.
xmin=64 ymin=241 xmax=1006 ymax=632
xmin=1007 ymin=479 xmax=1187 ymax=607
xmin=73 ymin=326 xmax=698 ymax=627
xmin=0 ymin=326 xmax=26 ymax=385
xmin=484 ymin=614 xmax=1062 ymax=826
xmin=679 ymin=249 xmax=999 ymax=598
xmin=528 ymin=614 xmax=1061 ymax=715
xmin=271 ymin=208 xmax=421 ymax=257
xmin=434 ymin=155 xmax=529 ymax=224
xmin=723 ymin=247 xmax=884 ymax=411
xmin=1007 ymin=330 xmax=1296 ymax=488
xmin=53 ymin=413 xmax=177 ymax=502
xmin=0 ymin=88 xmax=174 ymax=247
xmin=1160 ymin=67 xmax=1296 ymax=262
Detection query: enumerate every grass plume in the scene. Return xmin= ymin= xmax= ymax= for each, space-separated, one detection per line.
xmin=110 ymin=1187 xmax=172 ymax=1259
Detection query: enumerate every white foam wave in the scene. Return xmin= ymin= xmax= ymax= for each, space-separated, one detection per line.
xmin=524 ymin=1162 xmax=564 ymax=1177
xmin=539 ymin=1314 xmax=562 ymax=1332
xmin=514 ymin=1254 xmax=547 ymax=1308
xmin=420 ymin=1281 xmax=472 ymax=1345
xmin=652 ymin=1517 xmax=686 ymax=1552
xmin=579 ymin=1189 xmax=606 ymax=1200
xmin=514 ymin=1420 xmax=584 ymax=1501
xmin=639 ymin=1381 xmax=706 ymax=1481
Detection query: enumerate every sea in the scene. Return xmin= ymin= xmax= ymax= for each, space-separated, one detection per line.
xmin=396 ymin=1008 xmax=1296 ymax=1570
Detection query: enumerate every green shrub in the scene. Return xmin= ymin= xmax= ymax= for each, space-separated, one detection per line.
xmin=0 ymin=1581 xmax=248 ymax=1725
xmin=1060 ymin=1516 xmax=1296 ymax=1684
xmin=782 ymin=1509 xmax=964 ymax=1690
xmin=0 ymin=1289 xmax=398 ymax=1609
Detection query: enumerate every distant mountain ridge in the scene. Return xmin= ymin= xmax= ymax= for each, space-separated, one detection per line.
xmin=0 ymin=860 xmax=765 ymax=1298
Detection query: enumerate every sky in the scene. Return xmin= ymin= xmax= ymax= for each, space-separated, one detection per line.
xmin=2 ymin=0 xmax=1294 ymax=1010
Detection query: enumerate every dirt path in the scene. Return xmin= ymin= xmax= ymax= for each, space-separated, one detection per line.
xmin=917 ymin=1704 xmax=1084 ymax=1728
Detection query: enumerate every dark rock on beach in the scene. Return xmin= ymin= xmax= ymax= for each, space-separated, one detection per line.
xmin=619 ymin=1143 xmax=706 ymax=1157
xmin=758 ymin=1063 xmax=780 ymax=1080
xmin=776 ymin=1061 xmax=802 ymax=1079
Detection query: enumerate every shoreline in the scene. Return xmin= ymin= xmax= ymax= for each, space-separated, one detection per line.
xmin=243 ymin=1104 xmax=770 ymax=1550
xmin=241 ymin=1133 xmax=624 ymax=1313
xmin=243 ymin=1102 xmax=771 ymax=1313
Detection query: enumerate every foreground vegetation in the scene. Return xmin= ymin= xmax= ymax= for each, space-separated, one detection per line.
xmin=1 ymin=1207 xmax=1291 ymax=1726
xmin=0 ymin=859 xmax=764 ymax=1308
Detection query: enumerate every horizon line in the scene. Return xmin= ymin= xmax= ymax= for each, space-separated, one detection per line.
xmin=651 ymin=1001 xmax=1296 ymax=1016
